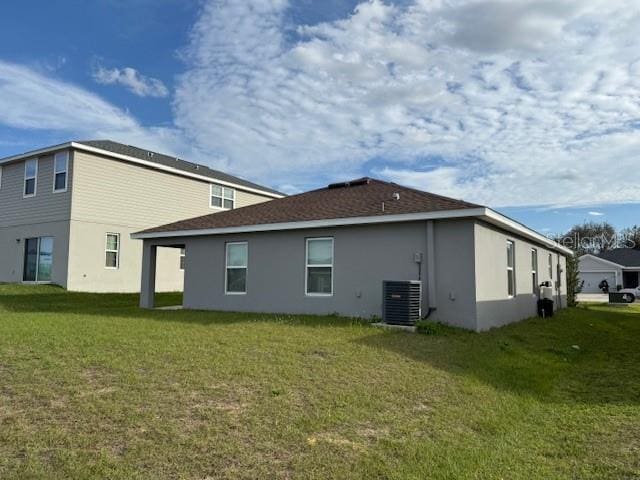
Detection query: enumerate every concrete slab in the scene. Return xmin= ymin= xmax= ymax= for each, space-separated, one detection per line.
xmin=372 ymin=322 xmax=416 ymax=333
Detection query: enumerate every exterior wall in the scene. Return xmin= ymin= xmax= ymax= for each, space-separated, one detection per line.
xmin=430 ymin=220 xmax=478 ymax=330
xmin=142 ymin=218 xmax=568 ymax=330
xmin=67 ymin=222 xmax=183 ymax=293
xmin=144 ymin=219 xmax=478 ymax=328
xmin=474 ymin=222 xmax=567 ymax=331
xmin=0 ymin=221 xmax=71 ymax=287
xmin=180 ymin=222 xmax=430 ymax=318
xmin=0 ymin=150 xmax=73 ymax=227
xmin=0 ymin=149 xmax=73 ymax=286
xmin=66 ymin=150 xmax=271 ymax=292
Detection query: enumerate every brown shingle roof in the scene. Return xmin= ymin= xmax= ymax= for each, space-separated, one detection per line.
xmin=137 ymin=178 xmax=482 ymax=235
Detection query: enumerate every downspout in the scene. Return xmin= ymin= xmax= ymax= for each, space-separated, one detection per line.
xmin=423 ymin=220 xmax=437 ymax=319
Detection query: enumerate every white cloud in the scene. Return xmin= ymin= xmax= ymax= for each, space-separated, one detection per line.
xmin=588 ymin=211 xmax=605 ymax=216
xmin=93 ymin=66 xmax=169 ymax=98
xmin=0 ymin=60 xmax=192 ymax=161
xmin=0 ymin=60 xmax=138 ymax=132
xmin=173 ymin=0 xmax=640 ymax=207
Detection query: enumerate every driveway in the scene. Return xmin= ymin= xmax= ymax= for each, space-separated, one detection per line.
xmin=577 ymin=293 xmax=609 ymax=303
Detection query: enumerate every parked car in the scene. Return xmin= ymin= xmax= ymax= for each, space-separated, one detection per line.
xmin=619 ymin=286 xmax=640 ymax=299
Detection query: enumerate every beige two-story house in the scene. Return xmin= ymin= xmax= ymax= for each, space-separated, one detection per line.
xmin=0 ymin=140 xmax=282 ymax=292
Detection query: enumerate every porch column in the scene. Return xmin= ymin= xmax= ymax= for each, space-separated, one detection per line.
xmin=140 ymin=242 xmax=157 ymax=309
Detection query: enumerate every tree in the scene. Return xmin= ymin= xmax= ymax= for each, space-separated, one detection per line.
xmin=566 ymin=254 xmax=582 ymax=307
xmin=619 ymin=225 xmax=640 ymax=250
xmin=558 ymin=221 xmax=617 ymax=257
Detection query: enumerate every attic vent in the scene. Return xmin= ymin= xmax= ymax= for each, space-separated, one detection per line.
xmin=328 ymin=178 xmax=372 ymax=189
xmin=392 ymin=192 xmax=400 ymax=200
xmin=147 ymin=151 xmax=154 ymax=157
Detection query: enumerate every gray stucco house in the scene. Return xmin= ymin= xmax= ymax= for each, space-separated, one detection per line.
xmin=578 ymin=249 xmax=640 ymax=293
xmin=133 ymin=178 xmax=571 ymax=331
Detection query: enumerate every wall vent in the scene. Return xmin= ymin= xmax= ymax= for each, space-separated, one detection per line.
xmin=382 ymin=280 xmax=422 ymax=326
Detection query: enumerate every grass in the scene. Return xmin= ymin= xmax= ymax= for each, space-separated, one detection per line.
xmin=0 ymin=284 xmax=639 ymax=479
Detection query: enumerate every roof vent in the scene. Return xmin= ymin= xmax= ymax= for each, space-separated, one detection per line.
xmin=392 ymin=192 xmax=400 ymax=200
xmin=328 ymin=177 xmax=372 ymax=189
xmin=147 ymin=151 xmax=154 ymax=157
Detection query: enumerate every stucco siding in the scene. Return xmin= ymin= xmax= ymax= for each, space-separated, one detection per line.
xmin=180 ymin=223 xmax=429 ymax=318
xmin=67 ymin=221 xmax=183 ymax=293
xmin=0 ymin=221 xmax=70 ymax=287
xmin=474 ymin=222 xmax=567 ymax=331
xmin=429 ymin=219 xmax=478 ymax=330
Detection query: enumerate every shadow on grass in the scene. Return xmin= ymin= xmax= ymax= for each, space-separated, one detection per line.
xmin=3 ymin=285 xmax=639 ymax=404
xmin=0 ymin=286 xmax=368 ymax=329
xmin=353 ymin=305 xmax=640 ymax=405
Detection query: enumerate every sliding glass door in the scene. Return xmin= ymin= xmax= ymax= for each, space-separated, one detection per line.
xmin=23 ymin=237 xmax=54 ymax=282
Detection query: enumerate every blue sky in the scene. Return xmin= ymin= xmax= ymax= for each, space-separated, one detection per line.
xmin=1 ymin=0 xmax=638 ymax=235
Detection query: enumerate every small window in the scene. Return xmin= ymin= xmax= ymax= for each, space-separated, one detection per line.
xmin=53 ymin=151 xmax=68 ymax=192
xmin=211 ymin=184 xmax=235 ymax=209
xmin=548 ymin=253 xmax=553 ymax=280
xmin=105 ymin=233 xmax=120 ymax=269
xmin=531 ymin=248 xmax=538 ymax=294
xmin=225 ymin=242 xmax=247 ymax=294
xmin=179 ymin=248 xmax=185 ymax=270
xmin=24 ymin=158 xmax=38 ymax=197
xmin=306 ymin=238 xmax=333 ymax=296
xmin=507 ymin=240 xmax=516 ymax=297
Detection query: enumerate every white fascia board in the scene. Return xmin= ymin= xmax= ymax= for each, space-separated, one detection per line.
xmin=0 ymin=142 xmax=283 ymax=199
xmin=132 ymin=206 xmax=573 ymax=256
xmin=579 ymin=254 xmax=626 ymax=269
xmin=482 ymin=209 xmax=574 ymax=256
xmin=131 ymin=208 xmax=487 ymax=239
xmin=0 ymin=142 xmax=72 ymax=165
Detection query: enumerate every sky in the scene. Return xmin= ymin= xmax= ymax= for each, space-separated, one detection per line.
xmin=0 ymin=0 xmax=639 ymax=235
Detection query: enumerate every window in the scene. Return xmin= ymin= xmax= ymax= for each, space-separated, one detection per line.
xmin=548 ymin=253 xmax=553 ymax=280
xmin=306 ymin=238 xmax=333 ymax=296
xmin=180 ymin=248 xmax=186 ymax=270
xmin=105 ymin=233 xmax=120 ymax=269
xmin=23 ymin=237 xmax=54 ymax=282
xmin=531 ymin=248 xmax=538 ymax=294
xmin=211 ymin=184 xmax=235 ymax=209
xmin=24 ymin=158 xmax=38 ymax=197
xmin=225 ymin=242 xmax=247 ymax=294
xmin=53 ymin=151 xmax=68 ymax=192
xmin=507 ymin=240 xmax=516 ymax=297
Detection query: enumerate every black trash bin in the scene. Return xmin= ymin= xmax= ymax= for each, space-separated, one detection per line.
xmin=537 ymin=298 xmax=554 ymax=317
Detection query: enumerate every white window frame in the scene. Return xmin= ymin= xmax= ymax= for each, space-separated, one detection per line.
xmin=105 ymin=233 xmax=120 ymax=270
xmin=531 ymin=248 xmax=538 ymax=295
xmin=225 ymin=242 xmax=248 ymax=295
xmin=24 ymin=158 xmax=38 ymax=198
xmin=210 ymin=184 xmax=236 ymax=210
xmin=52 ymin=151 xmax=69 ymax=193
xmin=179 ymin=247 xmax=186 ymax=271
xmin=507 ymin=240 xmax=516 ymax=298
xmin=548 ymin=253 xmax=553 ymax=280
xmin=305 ymin=237 xmax=334 ymax=297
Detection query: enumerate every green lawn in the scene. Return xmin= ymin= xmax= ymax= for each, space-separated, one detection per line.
xmin=0 ymin=285 xmax=639 ymax=479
